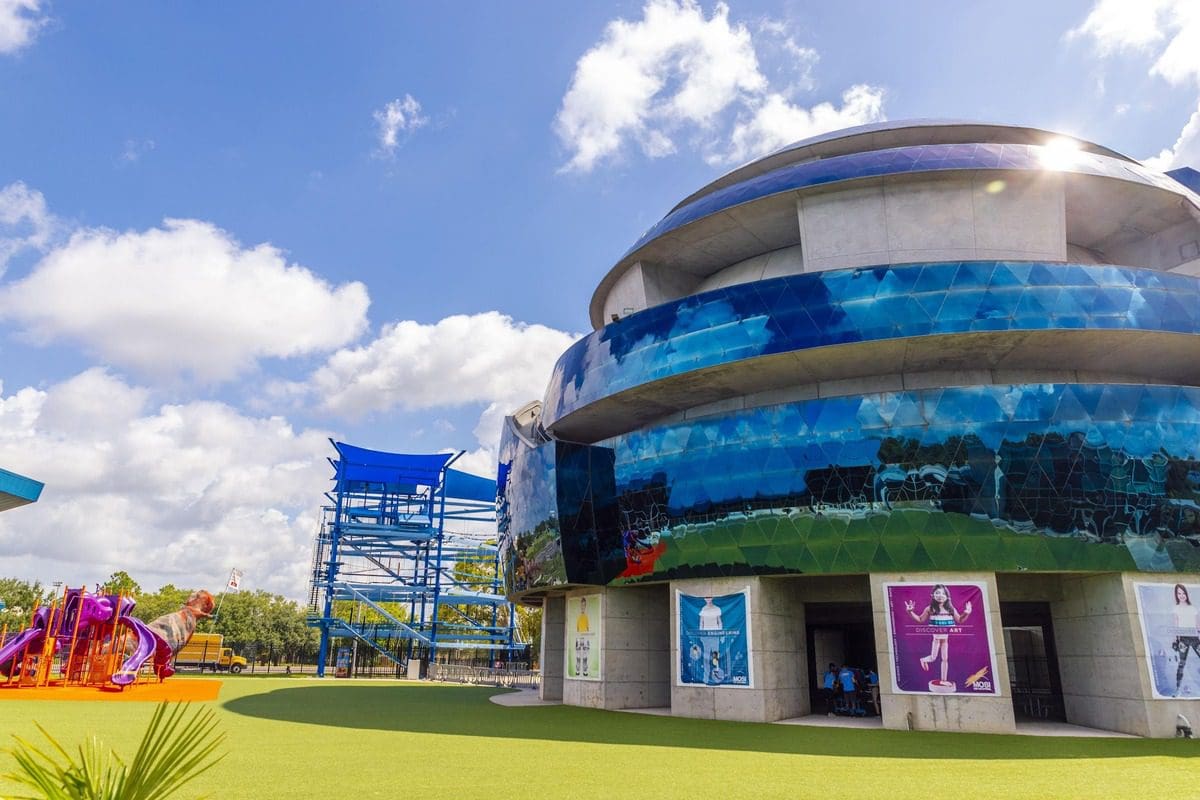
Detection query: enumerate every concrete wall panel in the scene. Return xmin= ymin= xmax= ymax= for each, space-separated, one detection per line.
xmin=797 ymin=173 xmax=1067 ymax=275
xmin=539 ymin=595 xmax=565 ymax=702
xmin=870 ymin=571 xmax=1015 ymax=734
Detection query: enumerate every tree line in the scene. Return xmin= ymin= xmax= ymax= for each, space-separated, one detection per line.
xmin=1 ymin=569 xmax=544 ymax=668
xmin=0 ymin=572 xmax=318 ymax=664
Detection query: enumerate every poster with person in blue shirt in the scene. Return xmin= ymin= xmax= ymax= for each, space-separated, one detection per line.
xmin=677 ymin=589 xmax=752 ymax=688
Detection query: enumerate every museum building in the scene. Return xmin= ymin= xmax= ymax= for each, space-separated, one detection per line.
xmin=497 ymin=120 xmax=1200 ymax=736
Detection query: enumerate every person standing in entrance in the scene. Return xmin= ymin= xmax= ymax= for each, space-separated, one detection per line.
xmin=838 ymin=664 xmax=859 ymax=713
xmin=866 ymin=667 xmax=880 ymax=715
xmin=821 ymin=662 xmax=838 ymax=716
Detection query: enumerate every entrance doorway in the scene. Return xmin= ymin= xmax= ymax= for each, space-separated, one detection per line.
xmin=805 ymin=602 xmax=877 ymax=714
xmin=1000 ymin=602 xmax=1064 ymax=722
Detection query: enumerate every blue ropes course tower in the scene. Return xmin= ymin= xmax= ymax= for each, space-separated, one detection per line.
xmin=307 ymin=441 xmax=520 ymax=676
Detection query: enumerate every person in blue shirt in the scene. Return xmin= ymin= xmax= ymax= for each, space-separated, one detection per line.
xmin=866 ymin=668 xmax=880 ymax=715
xmin=821 ymin=662 xmax=838 ymax=716
xmin=838 ymin=664 xmax=859 ymax=713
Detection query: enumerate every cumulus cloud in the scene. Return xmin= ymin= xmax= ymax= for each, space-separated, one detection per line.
xmin=1143 ymin=103 xmax=1200 ymax=171
xmin=0 ymin=181 xmax=55 ymax=273
xmin=721 ymin=84 xmax=885 ymax=166
xmin=554 ymin=0 xmax=885 ymax=172
xmin=0 ymin=369 xmax=334 ymax=597
xmin=373 ymin=94 xmax=428 ymax=156
xmin=118 ymin=138 xmax=156 ymax=165
xmin=0 ymin=0 xmax=47 ymax=55
xmin=273 ymin=311 xmax=578 ymax=463
xmin=0 ymin=217 xmax=370 ymax=382
xmin=1070 ymin=0 xmax=1200 ymax=170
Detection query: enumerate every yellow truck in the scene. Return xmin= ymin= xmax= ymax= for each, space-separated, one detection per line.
xmin=173 ymin=632 xmax=247 ymax=673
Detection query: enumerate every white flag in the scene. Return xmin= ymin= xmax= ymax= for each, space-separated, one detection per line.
xmin=227 ymin=568 xmax=244 ymax=592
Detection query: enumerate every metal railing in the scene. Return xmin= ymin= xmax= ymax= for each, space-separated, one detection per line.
xmin=429 ymin=662 xmax=541 ymax=689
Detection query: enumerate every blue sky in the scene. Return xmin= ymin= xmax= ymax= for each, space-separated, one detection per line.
xmin=0 ymin=0 xmax=1197 ymax=597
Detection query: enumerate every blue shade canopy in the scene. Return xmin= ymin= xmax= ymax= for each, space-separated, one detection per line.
xmin=444 ymin=468 xmax=497 ymax=503
xmin=331 ymin=442 xmax=454 ymax=488
xmin=0 ymin=466 xmax=43 ymax=513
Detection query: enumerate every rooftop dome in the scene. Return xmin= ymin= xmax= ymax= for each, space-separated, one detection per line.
xmin=671 ymin=119 xmax=1136 ymax=211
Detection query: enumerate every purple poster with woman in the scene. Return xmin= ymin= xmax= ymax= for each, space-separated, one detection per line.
xmin=884 ymin=581 xmax=999 ymax=696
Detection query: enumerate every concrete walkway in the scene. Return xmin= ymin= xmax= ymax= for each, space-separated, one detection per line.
xmin=775 ymin=714 xmax=1135 ymax=737
xmin=776 ymin=714 xmax=883 ymax=729
xmin=489 ymin=688 xmax=561 ymax=707
xmin=1013 ymin=720 xmax=1136 ymax=738
xmin=490 ymin=695 xmax=1139 ymax=737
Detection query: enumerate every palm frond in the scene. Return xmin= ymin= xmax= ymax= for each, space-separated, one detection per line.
xmin=3 ymin=701 xmax=224 ymax=800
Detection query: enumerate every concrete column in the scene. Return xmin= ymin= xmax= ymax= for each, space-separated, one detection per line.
xmin=561 ymin=585 xmax=670 ymax=710
xmin=539 ymin=594 xmax=564 ymax=702
xmin=871 ymin=572 xmax=1016 ymax=734
xmin=1053 ymin=573 xmax=1200 ymax=737
xmin=669 ymin=577 xmax=806 ymax=722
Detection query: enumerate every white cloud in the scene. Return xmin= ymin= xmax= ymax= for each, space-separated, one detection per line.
xmin=449 ymin=447 xmax=501 ymax=481
xmin=0 ymin=217 xmax=370 ymax=382
xmin=119 ymin=138 xmax=156 ymax=165
xmin=720 ymin=84 xmax=885 ymax=166
xmin=273 ymin=311 xmax=577 ymax=465
xmin=1066 ymin=0 xmax=1173 ymax=54
xmin=1143 ymin=102 xmax=1200 ymax=171
xmin=0 ymin=369 xmax=333 ymax=598
xmin=1070 ymin=0 xmax=1200 ymax=85
xmin=1070 ymin=0 xmax=1200 ymax=170
xmin=554 ymin=0 xmax=885 ymax=172
xmin=0 ymin=0 xmax=47 ymax=55
xmin=373 ymin=94 xmax=428 ymax=156
xmin=0 ymin=181 xmax=55 ymax=273
xmin=290 ymin=310 xmax=576 ymax=416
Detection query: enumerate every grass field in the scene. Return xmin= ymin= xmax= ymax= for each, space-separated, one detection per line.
xmin=1 ymin=677 xmax=1197 ymax=799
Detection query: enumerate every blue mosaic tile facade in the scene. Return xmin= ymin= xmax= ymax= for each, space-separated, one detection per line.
xmin=544 ymin=262 xmax=1200 ymax=428
xmin=501 ymin=384 xmax=1200 ymax=592
xmin=498 ymin=427 xmax=564 ymax=593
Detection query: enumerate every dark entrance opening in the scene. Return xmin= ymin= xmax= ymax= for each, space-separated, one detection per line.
xmin=1000 ymin=601 xmax=1065 ymax=722
xmin=805 ymin=602 xmax=877 ymax=715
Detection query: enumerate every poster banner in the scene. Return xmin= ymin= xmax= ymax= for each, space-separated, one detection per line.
xmin=677 ymin=589 xmax=752 ymax=688
xmin=1135 ymin=582 xmax=1200 ymax=699
xmin=565 ymin=594 xmax=602 ymax=681
xmin=884 ymin=581 xmax=998 ymax=696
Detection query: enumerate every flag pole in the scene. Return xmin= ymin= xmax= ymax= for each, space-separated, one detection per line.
xmin=210 ymin=568 xmax=242 ymax=625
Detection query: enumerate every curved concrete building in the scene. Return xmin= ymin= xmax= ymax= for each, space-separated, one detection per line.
xmin=498 ymin=120 xmax=1200 ymax=736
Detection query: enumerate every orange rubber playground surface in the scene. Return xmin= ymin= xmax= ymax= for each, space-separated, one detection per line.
xmin=0 ymin=678 xmax=221 ymax=702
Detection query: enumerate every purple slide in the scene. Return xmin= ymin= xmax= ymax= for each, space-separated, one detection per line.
xmin=0 ymin=606 xmax=50 ymax=674
xmin=0 ymin=627 xmax=45 ymax=673
xmin=111 ymin=616 xmax=169 ymax=686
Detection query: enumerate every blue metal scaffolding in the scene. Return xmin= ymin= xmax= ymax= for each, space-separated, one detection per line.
xmin=307 ymin=441 xmax=520 ymax=676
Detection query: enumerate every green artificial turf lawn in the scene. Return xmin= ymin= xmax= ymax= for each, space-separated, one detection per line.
xmin=0 ymin=678 xmax=1197 ymax=799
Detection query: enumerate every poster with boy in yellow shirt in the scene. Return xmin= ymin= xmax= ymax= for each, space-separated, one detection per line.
xmin=566 ymin=594 xmax=601 ymax=680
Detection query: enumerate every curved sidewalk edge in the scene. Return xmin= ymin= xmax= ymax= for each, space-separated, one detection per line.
xmin=489 ymin=688 xmax=561 ymax=707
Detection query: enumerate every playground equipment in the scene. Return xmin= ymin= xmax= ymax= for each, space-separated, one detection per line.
xmin=307 ymin=441 xmax=524 ymax=676
xmin=0 ymin=586 xmax=174 ymax=690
